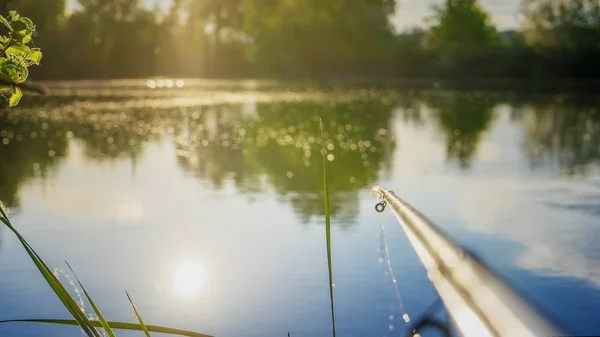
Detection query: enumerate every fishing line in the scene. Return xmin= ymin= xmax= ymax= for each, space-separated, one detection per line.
xmin=53 ymin=268 xmax=85 ymax=313
xmin=378 ymin=223 xmax=411 ymax=333
xmin=53 ymin=268 xmax=109 ymax=337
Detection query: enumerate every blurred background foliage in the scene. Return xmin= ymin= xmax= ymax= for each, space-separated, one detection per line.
xmin=0 ymin=0 xmax=598 ymax=80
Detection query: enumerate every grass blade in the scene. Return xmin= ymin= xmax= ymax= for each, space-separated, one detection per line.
xmin=0 ymin=208 xmax=101 ymax=337
xmin=320 ymin=119 xmax=337 ymax=337
xmin=0 ymin=319 xmax=214 ymax=337
xmin=0 ymin=205 xmax=212 ymax=337
xmin=126 ymin=290 xmax=152 ymax=337
xmin=65 ymin=261 xmax=117 ymax=337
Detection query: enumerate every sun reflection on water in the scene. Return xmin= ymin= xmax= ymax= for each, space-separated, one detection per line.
xmin=173 ymin=260 xmax=204 ymax=299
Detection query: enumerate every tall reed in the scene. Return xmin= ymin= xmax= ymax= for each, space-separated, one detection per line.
xmin=320 ymin=119 xmax=337 ymax=337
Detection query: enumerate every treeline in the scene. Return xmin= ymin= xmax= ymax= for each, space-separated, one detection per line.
xmin=2 ymin=0 xmax=600 ymax=80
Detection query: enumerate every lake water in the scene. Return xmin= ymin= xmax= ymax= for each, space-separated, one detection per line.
xmin=0 ymin=80 xmax=600 ymax=337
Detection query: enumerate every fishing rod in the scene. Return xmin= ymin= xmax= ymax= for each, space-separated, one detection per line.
xmin=371 ymin=186 xmax=563 ymax=337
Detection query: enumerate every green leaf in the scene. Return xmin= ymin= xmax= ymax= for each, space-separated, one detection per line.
xmin=320 ymin=119 xmax=336 ymax=337
xmin=0 ymin=15 xmax=11 ymax=31
xmin=6 ymin=44 xmax=31 ymax=57
xmin=19 ymin=17 xmax=34 ymax=31
xmin=0 ymin=319 xmax=214 ymax=337
xmin=10 ymin=29 xmax=32 ymax=45
xmin=10 ymin=31 xmax=23 ymax=44
xmin=9 ymin=17 xmax=34 ymax=45
xmin=21 ymin=33 xmax=31 ymax=44
xmin=10 ymin=20 xmax=27 ymax=32
xmin=126 ymin=291 xmax=152 ymax=337
xmin=2 ymin=62 xmax=29 ymax=83
xmin=65 ymin=262 xmax=117 ymax=337
xmin=9 ymin=11 xmax=19 ymax=22
xmin=28 ymin=49 xmax=42 ymax=65
xmin=0 ymin=211 xmax=102 ymax=337
xmin=8 ymin=86 xmax=21 ymax=106
xmin=19 ymin=65 xmax=28 ymax=83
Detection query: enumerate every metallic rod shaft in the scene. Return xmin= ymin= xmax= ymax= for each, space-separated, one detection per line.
xmin=372 ymin=186 xmax=562 ymax=337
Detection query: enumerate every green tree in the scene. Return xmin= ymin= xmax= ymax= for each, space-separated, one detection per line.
xmin=77 ymin=0 xmax=140 ymax=21
xmin=187 ymin=0 xmax=247 ymax=77
xmin=521 ymin=0 xmax=600 ymax=77
xmin=392 ymin=28 xmax=433 ymax=77
xmin=243 ymin=0 xmax=396 ymax=78
xmin=429 ymin=0 xmax=501 ymax=77
xmin=522 ymin=0 xmax=600 ymax=49
xmin=0 ymin=0 xmax=65 ymax=33
xmin=154 ymin=0 xmax=197 ymax=77
xmin=61 ymin=0 xmax=158 ymax=78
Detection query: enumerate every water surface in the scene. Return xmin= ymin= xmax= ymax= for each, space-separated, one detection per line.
xmin=0 ymin=81 xmax=599 ymax=336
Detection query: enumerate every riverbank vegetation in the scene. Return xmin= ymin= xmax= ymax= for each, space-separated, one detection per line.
xmin=2 ymin=0 xmax=599 ymax=81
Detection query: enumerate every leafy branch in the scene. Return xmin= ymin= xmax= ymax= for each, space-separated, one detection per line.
xmin=0 ymin=10 xmax=43 ymax=106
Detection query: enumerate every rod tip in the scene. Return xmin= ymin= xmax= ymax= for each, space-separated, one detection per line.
xmin=371 ymin=186 xmax=384 ymax=199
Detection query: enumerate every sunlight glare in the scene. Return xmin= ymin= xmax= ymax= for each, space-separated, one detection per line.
xmin=173 ymin=260 xmax=204 ymax=299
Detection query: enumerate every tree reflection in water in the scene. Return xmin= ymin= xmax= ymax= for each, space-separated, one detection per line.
xmin=0 ymin=93 xmax=396 ymax=226
xmin=174 ymin=100 xmax=396 ymax=225
xmin=514 ymin=95 xmax=600 ymax=175
xmin=428 ymin=93 xmax=496 ymax=169
xmin=2 ymin=89 xmax=600 ymax=226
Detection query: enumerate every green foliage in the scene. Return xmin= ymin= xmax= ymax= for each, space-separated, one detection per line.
xmin=522 ymin=0 xmax=600 ymax=50
xmin=7 ymin=86 xmax=20 ymax=106
xmin=430 ymin=0 xmax=500 ymax=50
xmin=393 ymin=29 xmax=435 ymax=77
xmin=520 ymin=0 xmax=600 ymax=77
xmin=243 ymin=0 xmax=395 ymax=77
xmin=3 ymin=0 xmax=600 ymax=81
xmin=0 ymin=10 xmax=41 ymax=106
xmin=428 ymin=0 xmax=501 ymax=76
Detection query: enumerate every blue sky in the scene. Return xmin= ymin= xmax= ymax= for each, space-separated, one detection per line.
xmin=66 ymin=0 xmax=522 ymax=30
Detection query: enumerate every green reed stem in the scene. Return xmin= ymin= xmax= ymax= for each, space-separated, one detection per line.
xmin=320 ymin=118 xmax=337 ymax=337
